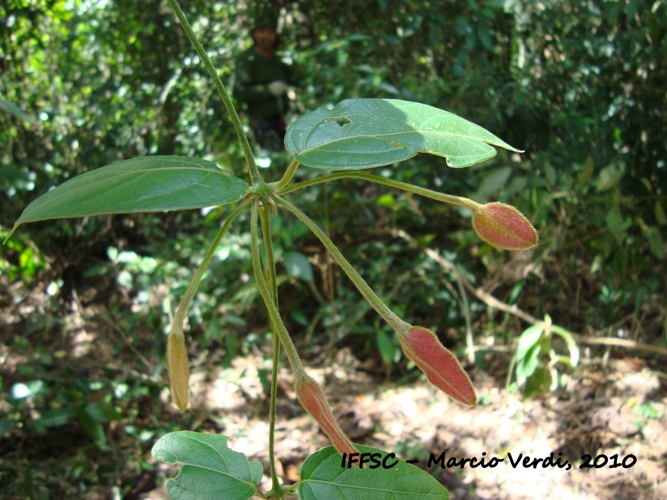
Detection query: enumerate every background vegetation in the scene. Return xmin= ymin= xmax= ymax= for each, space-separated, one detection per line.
xmin=1 ymin=0 xmax=665 ymax=497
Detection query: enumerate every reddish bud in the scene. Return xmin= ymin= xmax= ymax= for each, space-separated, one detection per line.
xmin=399 ymin=326 xmax=476 ymax=406
xmin=167 ymin=326 xmax=190 ymax=413
xmin=296 ymin=377 xmax=357 ymax=456
xmin=472 ymin=202 xmax=538 ymax=250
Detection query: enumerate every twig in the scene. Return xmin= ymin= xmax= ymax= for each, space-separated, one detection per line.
xmin=396 ymin=230 xmax=667 ymax=357
xmin=98 ymin=312 xmax=156 ymax=371
xmin=392 ymin=229 xmax=475 ymax=363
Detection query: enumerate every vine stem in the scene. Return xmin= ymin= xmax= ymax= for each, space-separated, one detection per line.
xmin=270 ymin=158 xmax=301 ymax=191
xmin=165 ymin=0 xmax=263 ymax=186
xmin=167 ymin=200 xmax=249 ymax=413
xmin=274 ymin=195 xmax=410 ymax=336
xmin=279 ymin=171 xmax=483 ymax=213
xmin=259 ymin=206 xmax=279 ymax=305
xmin=250 ymin=202 xmax=307 ymax=378
xmin=258 ymin=203 xmax=281 ymax=493
xmin=173 ymin=200 xmax=250 ymax=327
xmin=251 ymin=202 xmax=316 ymax=497
xmin=266 ymin=327 xmax=281 ymax=496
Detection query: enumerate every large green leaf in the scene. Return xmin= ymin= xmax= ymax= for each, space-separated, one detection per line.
xmin=151 ymin=431 xmax=263 ymax=500
xmin=10 ymin=156 xmax=248 ymax=234
xmin=298 ymin=445 xmax=449 ymax=499
xmin=285 ymin=99 xmax=520 ymax=170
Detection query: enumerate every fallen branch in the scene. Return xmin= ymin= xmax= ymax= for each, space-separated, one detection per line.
xmin=395 ymin=230 xmax=667 ymax=357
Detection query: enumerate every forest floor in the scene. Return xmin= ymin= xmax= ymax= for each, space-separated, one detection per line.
xmin=146 ymin=344 xmax=667 ymax=500
xmin=2 ymin=295 xmax=666 ymax=500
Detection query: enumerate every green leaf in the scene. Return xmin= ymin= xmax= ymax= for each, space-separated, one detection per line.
xmin=474 ymin=166 xmax=512 ymax=200
xmin=34 ymin=407 xmax=74 ymax=429
xmin=515 ymin=324 xmax=544 ymax=384
xmin=516 ymin=342 xmax=541 ymax=383
xmin=0 ymin=421 xmax=10 ymax=439
xmin=605 ymin=206 xmax=625 ymax=244
xmin=523 ymin=366 xmax=552 ymax=399
xmin=596 ymin=163 xmax=625 ymax=192
xmin=376 ymin=328 xmax=395 ymax=367
xmin=477 ymin=24 xmax=493 ymax=52
xmin=151 ymin=431 xmax=262 ymax=500
xmin=641 ymin=224 xmax=665 ymax=260
xmin=577 ymin=155 xmax=594 ymax=187
xmin=85 ymin=402 xmax=123 ymax=423
xmin=551 ymin=326 xmax=580 ymax=367
xmin=285 ymin=99 xmax=521 ymax=170
xmin=655 ymin=202 xmax=667 ymax=226
xmin=9 ymin=156 xmax=248 ymax=238
xmin=515 ymin=324 xmax=544 ymax=361
xmin=76 ymin=406 xmax=107 ymax=448
xmin=283 ymin=251 xmax=314 ymax=282
xmin=376 ymin=194 xmax=396 ymax=209
xmin=299 ymin=445 xmax=449 ymax=499
xmin=634 ymin=403 xmax=662 ymax=420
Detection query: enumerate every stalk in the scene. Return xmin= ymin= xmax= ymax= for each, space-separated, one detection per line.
xmin=165 ymin=0 xmax=263 ymax=185
xmin=172 ymin=200 xmax=250 ymax=327
xmin=168 ymin=199 xmax=249 ymax=412
xmin=258 ymin=203 xmax=281 ymax=492
xmin=259 ymin=205 xmax=279 ymax=305
xmin=278 ymin=171 xmax=482 ymax=213
xmin=275 ymin=195 xmax=410 ymax=336
xmin=250 ymin=203 xmax=308 ymax=378
xmin=270 ymin=158 xmax=301 ymax=190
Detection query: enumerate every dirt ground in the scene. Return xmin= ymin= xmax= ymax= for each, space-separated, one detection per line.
xmin=2 ymin=292 xmax=666 ymax=499
xmin=149 ymin=345 xmax=667 ymax=500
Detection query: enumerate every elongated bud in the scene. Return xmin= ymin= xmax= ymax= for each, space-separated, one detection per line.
xmin=296 ymin=377 xmax=357 ymax=456
xmin=399 ymin=326 xmax=476 ymax=406
xmin=472 ymin=202 xmax=538 ymax=250
xmin=167 ymin=325 xmax=190 ymax=412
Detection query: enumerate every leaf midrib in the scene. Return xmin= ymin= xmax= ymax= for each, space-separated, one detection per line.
xmin=298 ymin=128 xmax=500 ymax=156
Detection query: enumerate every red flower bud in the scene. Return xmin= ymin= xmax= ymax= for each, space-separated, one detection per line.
xmin=472 ymin=202 xmax=538 ymax=250
xmin=399 ymin=326 xmax=476 ymax=406
xmin=167 ymin=326 xmax=190 ymax=413
xmin=296 ymin=377 xmax=357 ymax=456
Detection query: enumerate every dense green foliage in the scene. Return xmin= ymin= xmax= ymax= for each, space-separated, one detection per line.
xmin=1 ymin=0 xmax=665 ymax=497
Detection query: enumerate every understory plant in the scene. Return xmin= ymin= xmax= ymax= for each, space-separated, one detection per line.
xmin=5 ymin=2 xmax=538 ymax=498
xmin=509 ymin=314 xmax=580 ymax=399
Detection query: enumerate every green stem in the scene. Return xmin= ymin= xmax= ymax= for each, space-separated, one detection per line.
xmin=270 ymin=158 xmax=301 ymax=191
xmin=279 ymin=171 xmax=483 ymax=213
xmin=250 ymin=203 xmax=307 ymax=378
xmin=165 ymin=0 xmax=263 ymax=185
xmin=275 ymin=195 xmax=410 ymax=336
xmin=251 ymin=202 xmax=312 ymax=494
xmin=173 ymin=200 xmax=250 ymax=327
xmin=258 ymin=203 xmax=281 ymax=492
xmin=259 ymin=205 xmax=279 ymax=305
xmin=266 ymin=326 xmax=281 ymax=495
